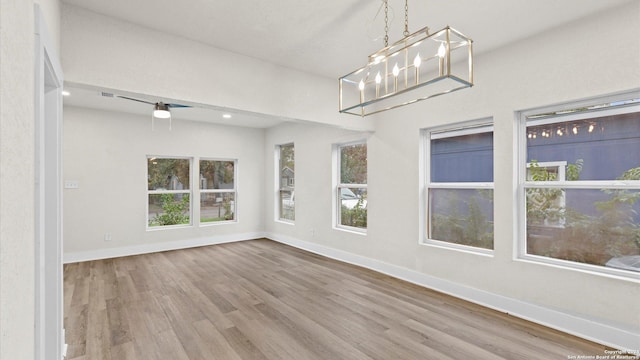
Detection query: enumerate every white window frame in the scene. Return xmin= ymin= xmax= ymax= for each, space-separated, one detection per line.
xmin=146 ymin=156 xmax=193 ymax=230
xmin=199 ymin=158 xmax=238 ymax=225
xmin=276 ymin=143 xmax=295 ymax=223
xmin=334 ymin=141 xmax=367 ymax=233
xmin=517 ymin=91 xmax=640 ymax=278
xmin=421 ymin=120 xmax=494 ymax=255
xmin=526 ymin=160 xmax=567 ymax=228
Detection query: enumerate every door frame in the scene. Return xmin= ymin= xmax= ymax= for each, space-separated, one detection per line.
xmin=34 ymin=4 xmax=65 ymax=359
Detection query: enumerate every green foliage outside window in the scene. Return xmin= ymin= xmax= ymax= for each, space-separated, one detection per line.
xmin=526 ymin=159 xmax=640 ymax=267
xmin=151 ymin=193 xmax=190 ymax=226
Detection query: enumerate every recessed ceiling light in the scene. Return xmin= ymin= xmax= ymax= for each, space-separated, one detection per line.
xmin=222 ymin=114 xmax=232 ymax=119
xmin=62 ymin=90 xmax=70 ymax=96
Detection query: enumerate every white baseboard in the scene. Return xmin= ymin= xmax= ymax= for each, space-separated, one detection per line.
xmin=265 ymin=232 xmax=640 ymax=352
xmin=63 ymin=232 xmax=266 ymax=263
xmin=62 ymin=231 xmax=640 ymax=351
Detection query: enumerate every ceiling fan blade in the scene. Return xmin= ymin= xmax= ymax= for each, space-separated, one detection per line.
xmin=166 ymin=103 xmax=191 ymax=108
xmin=116 ymin=95 xmax=155 ymax=105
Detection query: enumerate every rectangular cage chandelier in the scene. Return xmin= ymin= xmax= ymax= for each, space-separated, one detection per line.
xmin=339 ymin=1 xmax=474 ymax=117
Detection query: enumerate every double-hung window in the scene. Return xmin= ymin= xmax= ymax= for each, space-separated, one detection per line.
xmin=519 ymin=94 xmax=640 ymax=275
xmin=277 ymin=143 xmax=295 ymax=222
xmin=199 ymin=159 xmax=236 ymax=223
xmin=424 ymin=122 xmax=494 ymax=251
xmin=336 ymin=142 xmax=367 ymax=231
xmin=147 ymin=157 xmax=191 ymax=228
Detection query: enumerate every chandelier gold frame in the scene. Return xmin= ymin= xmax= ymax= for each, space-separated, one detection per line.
xmin=339 ymin=2 xmax=474 ymax=117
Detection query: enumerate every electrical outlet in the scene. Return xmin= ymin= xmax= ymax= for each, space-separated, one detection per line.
xmin=104 ymin=233 xmax=112 ymax=241
xmin=64 ymin=180 xmax=79 ymax=189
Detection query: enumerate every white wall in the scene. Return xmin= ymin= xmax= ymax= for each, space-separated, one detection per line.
xmin=58 ymin=0 xmax=639 ymax=350
xmin=0 ymin=0 xmax=35 ymax=358
xmin=264 ymin=122 xmax=373 ymax=255
xmin=60 ymin=4 xmax=372 ymax=133
xmin=264 ymin=1 xmax=640 ymax=350
xmin=63 ymin=106 xmax=266 ymax=261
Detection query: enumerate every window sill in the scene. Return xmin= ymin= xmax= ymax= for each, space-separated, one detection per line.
xmin=275 ymin=219 xmax=295 ymax=226
xmin=334 ymin=225 xmax=367 ymax=236
xmin=516 ymin=254 xmax=640 ymax=282
xmin=200 ymin=220 xmax=237 ymax=227
xmin=146 ymin=224 xmax=192 ymax=231
xmin=420 ymin=239 xmax=494 ymax=257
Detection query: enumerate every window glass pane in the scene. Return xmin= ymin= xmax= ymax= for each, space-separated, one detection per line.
xmin=148 ymin=193 xmax=190 ymax=227
xmin=148 ymin=158 xmax=190 ymax=190
xmin=280 ymin=144 xmax=295 ymax=187
xmin=340 ymin=144 xmax=367 ymax=184
xmin=431 ymin=131 xmax=493 ymax=182
xmin=339 ymin=188 xmax=367 ymax=228
xmin=526 ymin=112 xmax=640 ymax=181
xmin=429 ymin=189 xmax=494 ymax=249
xmin=200 ymin=160 xmax=234 ymax=190
xmin=280 ymin=190 xmax=295 ymax=221
xmin=527 ymin=188 xmax=640 ymax=271
xmin=279 ymin=144 xmax=295 ymax=221
xmin=200 ymin=193 xmax=235 ymax=222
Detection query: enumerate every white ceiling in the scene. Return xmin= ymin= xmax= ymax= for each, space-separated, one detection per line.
xmin=61 ymin=0 xmax=634 ymax=127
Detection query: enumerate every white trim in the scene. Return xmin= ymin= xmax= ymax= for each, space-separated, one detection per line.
xmin=335 ymin=141 xmax=368 ymax=231
xmin=421 ymin=239 xmax=494 ymax=256
xmin=34 ymin=5 xmax=65 ymax=360
xmin=62 ymin=231 xmax=640 ymax=350
xmin=265 ymin=233 xmax=640 ymax=351
xmin=526 ymin=102 xmax=640 ymax=126
xmin=334 ymin=224 xmax=367 ymax=235
xmin=276 ymin=143 xmax=295 ymax=222
xmin=63 ymin=232 xmax=265 ymax=264
xmin=430 ymin=124 xmax=493 ymax=139
xmin=198 ymin=158 xmax=238 ymax=225
xmin=422 ymin=119 xmax=495 ymax=251
xmin=517 ymin=92 xmax=640 ymax=280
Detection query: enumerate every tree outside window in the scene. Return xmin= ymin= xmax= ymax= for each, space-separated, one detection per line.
xmin=147 ymin=157 xmax=191 ymax=227
xmin=522 ymin=99 xmax=640 ymax=273
xmin=278 ymin=143 xmax=295 ymax=221
xmin=337 ymin=142 xmax=367 ymax=230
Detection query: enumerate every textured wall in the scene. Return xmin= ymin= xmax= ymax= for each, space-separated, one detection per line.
xmin=0 ymin=0 xmax=35 ymax=358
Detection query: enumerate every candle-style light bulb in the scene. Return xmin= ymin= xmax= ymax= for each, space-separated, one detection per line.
xmin=572 ymin=126 xmax=578 ymax=134
xmin=375 ymin=72 xmax=382 ymax=84
xmin=588 ymin=124 xmax=595 ymax=133
xmin=413 ymin=54 xmax=421 ymax=68
xmin=437 ymin=43 xmax=446 ymax=58
xmin=437 ymin=43 xmax=446 ymax=76
xmin=413 ymin=54 xmax=421 ymax=84
xmin=392 ymin=63 xmax=400 ymax=92
xmin=358 ymin=79 xmax=365 ymax=90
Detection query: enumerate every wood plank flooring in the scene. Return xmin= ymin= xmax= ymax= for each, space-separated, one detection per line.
xmin=64 ymin=239 xmax=608 ymax=359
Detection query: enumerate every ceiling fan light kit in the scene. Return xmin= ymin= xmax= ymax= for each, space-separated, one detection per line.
xmin=110 ymin=94 xmax=191 ymax=130
xmin=153 ymin=102 xmax=171 ymax=119
xmin=339 ymin=0 xmax=474 ymax=117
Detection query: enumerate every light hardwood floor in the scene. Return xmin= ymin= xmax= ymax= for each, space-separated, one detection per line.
xmin=64 ymin=239 xmax=608 ymax=359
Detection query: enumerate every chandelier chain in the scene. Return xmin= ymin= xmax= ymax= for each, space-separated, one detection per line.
xmin=383 ymin=0 xmax=389 ymax=47
xmin=403 ymin=0 xmax=409 ymax=37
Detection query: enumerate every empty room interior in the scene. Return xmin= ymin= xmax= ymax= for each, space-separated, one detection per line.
xmin=1 ymin=0 xmax=639 ymax=359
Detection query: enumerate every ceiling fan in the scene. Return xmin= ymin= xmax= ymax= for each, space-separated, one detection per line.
xmin=103 ymin=92 xmax=191 ymax=130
